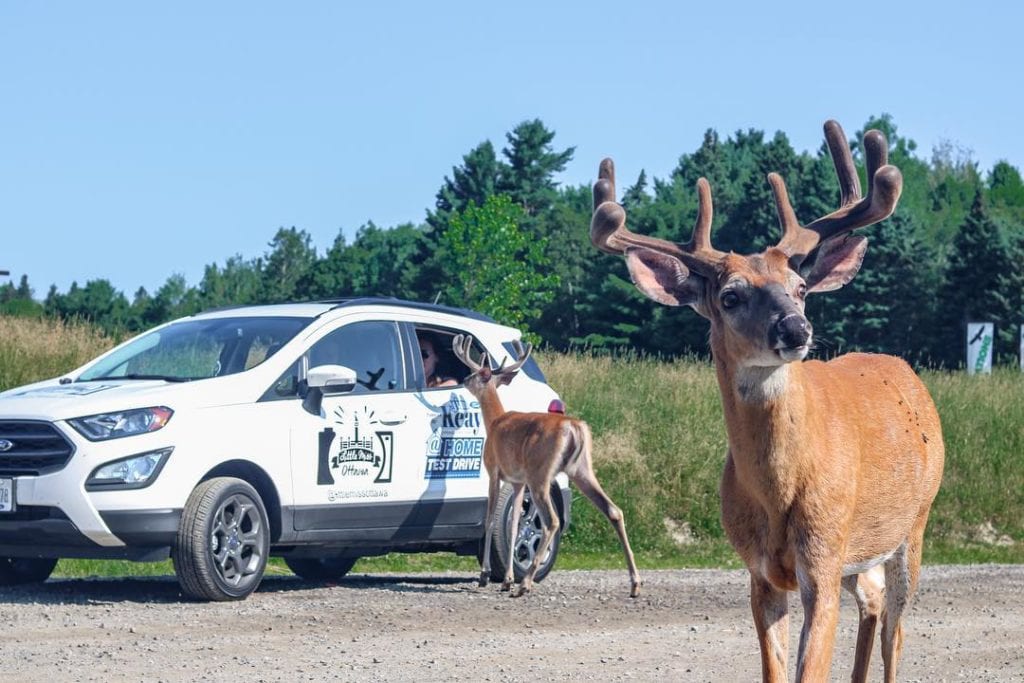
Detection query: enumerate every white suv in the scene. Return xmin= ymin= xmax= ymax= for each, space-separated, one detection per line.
xmin=0 ymin=298 xmax=571 ymax=600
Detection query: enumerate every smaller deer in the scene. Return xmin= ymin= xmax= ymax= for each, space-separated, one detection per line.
xmin=452 ymin=334 xmax=641 ymax=598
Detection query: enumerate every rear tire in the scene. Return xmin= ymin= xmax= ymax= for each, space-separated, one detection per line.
xmin=173 ymin=477 xmax=270 ymax=601
xmin=0 ymin=557 xmax=57 ymax=585
xmin=284 ymin=556 xmax=357 ymax=582
xmin=490 ymin=484 xmax=562 ymax=584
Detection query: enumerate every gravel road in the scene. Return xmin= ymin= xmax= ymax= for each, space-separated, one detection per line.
xmin=1 ymin=565 xmax=1021 ymax=682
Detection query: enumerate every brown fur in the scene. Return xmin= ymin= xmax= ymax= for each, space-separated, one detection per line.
xmin=590 ymin=120 xmax=944 ymax=681
xmin=455 ymin=337 xmax=641 ymax=598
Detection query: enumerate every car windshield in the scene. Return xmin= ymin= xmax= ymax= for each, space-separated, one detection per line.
xmin=78 ymin=316 xmax=312 ymax=382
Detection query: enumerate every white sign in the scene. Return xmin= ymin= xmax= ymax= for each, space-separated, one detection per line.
xmin=967 ymin=322 xmax=994 ymax=375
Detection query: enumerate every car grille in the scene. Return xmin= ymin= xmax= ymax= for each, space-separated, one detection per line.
xmin=0 ymin=421 xmax=75 ymax=475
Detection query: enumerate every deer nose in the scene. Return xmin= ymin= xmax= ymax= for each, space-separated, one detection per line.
xmin=774 ymin=314 xmax=812 ymax=349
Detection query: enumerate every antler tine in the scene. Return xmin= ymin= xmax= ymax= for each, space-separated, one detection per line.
xmin=491 ymin=339 xmax=533 ymax=376
xmin=824 ymin=119 xmax=862 ymax=207
xmin=775 ymin=120 xmax=904 ymax=264
xmin=590 ymin=158 xmax=723 ymax=276
xmin=768 ymin=173 xmax=801 ymax=238
xmin=451 ymin=334 xmax=484 ymax=373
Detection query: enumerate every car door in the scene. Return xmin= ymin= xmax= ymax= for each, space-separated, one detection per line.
xmin=401 ymin=323 xmax=489 ymax=536
xmin=287 ymin=320 xmax=428 ymax=537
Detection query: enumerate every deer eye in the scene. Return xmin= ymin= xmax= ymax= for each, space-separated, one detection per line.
xmin=796 ymin=284 xmax=807 ymax=299
xmin=721 ymin=291 xmax=740 ymax=309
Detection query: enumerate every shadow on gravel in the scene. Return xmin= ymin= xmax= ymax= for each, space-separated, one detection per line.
xmin=0 ymin=573 xmax=476 ymax=605
xmin=337 ymin=573 xmax=474 ymax=594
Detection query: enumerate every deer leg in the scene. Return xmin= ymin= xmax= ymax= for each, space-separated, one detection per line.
xmin=502 ymin=483 xmax=526 ymax=592
xmin=794 ymin=558 xmax=844 ymax=682
xmin=514 ymin=484 xmax=559 ymax=598
xmin=478 ymin=472 xmax=502 ymax=587
xmin=883 ymin=517 xmax=927 ymax=683
xmin=571 ymin=471 xmax=641 ymax=597
xmin=841 ymin=565 xmax=885 ymax=683
xmin=750 ymin=573 xmax=789 ymax=683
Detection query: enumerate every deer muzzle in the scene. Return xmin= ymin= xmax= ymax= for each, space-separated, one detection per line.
xmin=772 ymin=313 xmax=812 ymax=361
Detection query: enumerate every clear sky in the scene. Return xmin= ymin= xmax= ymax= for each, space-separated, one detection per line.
xmin=1 ymin=1 xmax=1018 ymax=298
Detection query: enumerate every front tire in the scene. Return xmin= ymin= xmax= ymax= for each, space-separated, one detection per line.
xmin=0 ymin=557 xmax=57 ymax=585
xmin=173 ymin=477 xmax=270 ymax=601
xmin=284 ymin=556 xmax=357 ymax=581
xmin=489 ymin=484 xmax=562 ymax=584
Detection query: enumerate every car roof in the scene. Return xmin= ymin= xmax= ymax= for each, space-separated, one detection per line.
xmin=189 ymin=297 xmax=499 ymax=324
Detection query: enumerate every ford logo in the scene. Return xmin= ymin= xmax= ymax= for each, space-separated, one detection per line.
xmin=0 ymin=439 xmax=13 ymax=452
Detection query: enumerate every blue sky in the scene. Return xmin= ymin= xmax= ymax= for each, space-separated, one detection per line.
xmin=1 ymin=1 xmax=1019 ymax=298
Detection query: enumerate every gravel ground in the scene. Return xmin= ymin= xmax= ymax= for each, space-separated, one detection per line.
xmin=1 ymin=565 xmax=1022 ymax=682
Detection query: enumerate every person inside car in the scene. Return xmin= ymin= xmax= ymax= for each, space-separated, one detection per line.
xmin=419 ymin=333 xmax=458 ymax=388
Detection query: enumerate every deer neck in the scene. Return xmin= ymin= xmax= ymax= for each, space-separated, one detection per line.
xmin=475 ymin=387 xmax=508 ymax=430
xmin=710 ymin=332 xmax=811 ymax=503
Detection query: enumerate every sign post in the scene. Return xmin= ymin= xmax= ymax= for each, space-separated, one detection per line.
xmin=966 ymin=322 xmax=994 ymax=375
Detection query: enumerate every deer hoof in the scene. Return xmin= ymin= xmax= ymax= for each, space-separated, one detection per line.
xmin=630 ymin=582 xmax=642 ymax=598
xmin=512 ymin=585 xmax=530 ymax=598
xmin=500 ymin=580 xmax=513 ymax=592
xmin=478 ymin=572 xmax=489 ymax=588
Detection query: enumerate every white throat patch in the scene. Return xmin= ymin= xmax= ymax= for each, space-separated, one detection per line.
xmin=736 ymin=365 xmax=791 ymax=403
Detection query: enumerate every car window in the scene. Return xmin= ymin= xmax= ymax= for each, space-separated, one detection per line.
xmin=413 ymin=325 xmax=485 ymax=388
xmin=308 ymin=321 xmax=405 ymax=393
xmin=79 ymin=317 xmax=311 ymax=381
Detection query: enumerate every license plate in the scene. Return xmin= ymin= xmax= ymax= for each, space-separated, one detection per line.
xmin=0 ymin=478 xmax=14 ymax=513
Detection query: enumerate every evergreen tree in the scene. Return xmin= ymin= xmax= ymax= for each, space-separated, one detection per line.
xmin=46 ymin=279 xmax=131 ymax=332
xmin=144 ymin=274 xmax=200 ymax=326
xmin=261 ymin=227 xmax=317 ymax=303
xmin=302 ymin=222 xmax=424 ymax=300
xmin=934 ymin=189 xmax=1017 ymax=366
xmin=199 ymin=255 xmax=263 ymax=309
xmin=430 ymin=141 xmax=502 ymax=231
xmin=805 ymin=211 xmax=940 ymax=363
xmin=497 ymin=119 xmax=574 ymax=220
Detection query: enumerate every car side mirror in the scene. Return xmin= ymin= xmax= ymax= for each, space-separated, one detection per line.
xmin=301 ymin=365 xmax=357 ymax=416
xmin=307 ymin=364 xmax=358 ymax=394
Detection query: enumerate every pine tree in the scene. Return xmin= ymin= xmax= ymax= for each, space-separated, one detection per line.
xmin=934 ymin=189 xmax=1017 ymax=366
xmin=498 ymin=119 xmax=574 ymax=219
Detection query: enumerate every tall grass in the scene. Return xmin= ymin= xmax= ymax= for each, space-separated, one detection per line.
xmin=1 ymin=315 xmax=1021 ymax=573
xmin=0 ymin=315 xmax=113 ymax=388
xmin=545 ymin=353 xmax=1024 ymax=565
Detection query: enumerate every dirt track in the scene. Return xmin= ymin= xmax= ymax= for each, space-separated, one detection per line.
xmin=1 ymin=565 xmax=1021 ymax=682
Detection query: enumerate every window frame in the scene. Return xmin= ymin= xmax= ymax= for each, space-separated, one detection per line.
xmin=261 ymin=319 xmax=409 ymax=401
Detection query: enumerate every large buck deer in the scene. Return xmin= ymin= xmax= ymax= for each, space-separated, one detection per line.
xmin=452 ymin=334 xmax=641 ymax=598
xmin=590 ymin=120 xmax=944 ymax=681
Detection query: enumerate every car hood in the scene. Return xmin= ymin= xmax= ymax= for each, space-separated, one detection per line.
xmin=0 ymin=377 xmax=250 ymax=421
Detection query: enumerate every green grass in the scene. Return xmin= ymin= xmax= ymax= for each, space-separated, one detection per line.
xmin=3 ymin=315 xmax=1022 ymax=579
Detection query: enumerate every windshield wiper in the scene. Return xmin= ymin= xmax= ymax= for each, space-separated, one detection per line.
xmin=81 ymin=374 xmax=192 ymax=383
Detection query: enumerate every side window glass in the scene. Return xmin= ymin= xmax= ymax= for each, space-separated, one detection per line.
xmin=308 ymin=321 xmax=404 ymax=393
xmin=272 ymin=359 xmax=302 ymax=398
xmin=414 ymin=326 xmax=487 ymax=389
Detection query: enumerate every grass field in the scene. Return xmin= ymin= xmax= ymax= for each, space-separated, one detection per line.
xmin=1 ymin=314 xmax=1021 ymax=580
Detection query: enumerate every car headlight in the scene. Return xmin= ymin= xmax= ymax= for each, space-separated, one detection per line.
xmin=85 ymin=448 xmax=173 ymax=490
xmin=68 ymin=406 xmax=173 ymax=441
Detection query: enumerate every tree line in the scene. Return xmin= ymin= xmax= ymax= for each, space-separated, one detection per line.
xmin=4 ymin=115 xmax=1024 ymax=368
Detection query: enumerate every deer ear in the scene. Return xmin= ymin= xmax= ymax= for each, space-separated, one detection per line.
xmin=496 ymin=370 xmax=518 ymax=386
xmin=625 ymin=247 xmax=704 ymax=307
xmin=803 ymin=235 xmax=868 ymax=294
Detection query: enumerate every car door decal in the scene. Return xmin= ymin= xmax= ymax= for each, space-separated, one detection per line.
xmin=421 ymin=394 xmax=484 ymax=479
xmin=315 ymin=406 xmax=394 ymax=489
